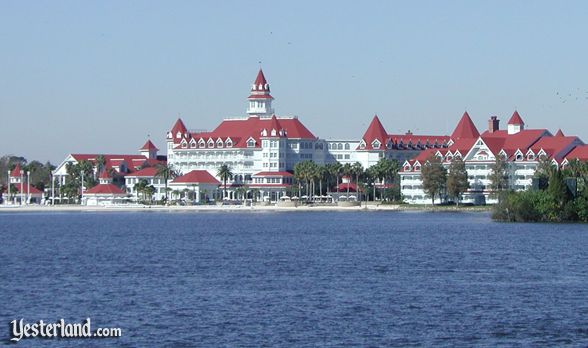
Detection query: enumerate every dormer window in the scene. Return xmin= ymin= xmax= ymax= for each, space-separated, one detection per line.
xmin=207 ymin=139 xmax=214 ymax=148
xmin=247 ymin=138 xmax=256 ymax=148
xmin=527 ymin=153 xmax=535 ymax=160
xmin=372 ymin=140 xmax=381 ymax=149
xmin=404 ymin=165 xmax=411 ymax=171
xmin=176 ymin=131 xmax=182 ymax=139
xmin=189 ymin=139 xmax=197 ymax=148
xmin=359 ymin=140 xmax=366 ymax=150
xmin=181 ymin=141 xmax=187 ymax=149
xmin=216 ymin=139 xmax=223 ymax=148
xmin=415 ymin=165 xmax=421 ymax=171
xmin=198 ymin=139 xmax=205 ymax=148
xmin=271 ymin=129 xmax=277 ymax=136
xmin=226 ymin=138 xmax=233 ymax=148
xmin=261 ymin=129 xmax=268 ymax=137
xmin=515 ymin=154 xmax=523 ymax=161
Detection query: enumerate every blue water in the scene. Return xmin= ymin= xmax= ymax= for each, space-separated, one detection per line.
xmin=1 ymin=211 xmax=588 ymax=347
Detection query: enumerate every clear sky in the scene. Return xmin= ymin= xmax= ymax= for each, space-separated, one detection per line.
xmin=1 ymin=1 xmax=587 ymax=163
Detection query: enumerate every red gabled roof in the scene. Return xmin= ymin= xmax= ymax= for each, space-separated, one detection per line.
xmin=564 ymin=145 xmax=588 ymax=162
xmin=98 ymin=170 xmax=110 ymax=179
xmin=337 ymin=182 xmax=360 ymax=192
xmin=253 ymin=171 xmax=293 ymax=177
xmin=13 ymin=183 xmax=43 ymax=194
xmin=69 ymin=154 xmax=149 ymax=174
xmin=187 ymin=115 xmax=316 ymax=148
xmin=451 ymin=111 xmax=480 ymax=140
xmin=508 ymin=110 xmax=524 ymax=125
xmin=140 ymin=139 xmax=159 ymax=151
xmin=530 ymin=135 xmax=580 ymax=160
xmin=171 ymin=170 xmax=221 ymax=185
xmin=84 ymin=183 xmax=125 ymax=195
xmin=10 ymin=163 xmax=23 ymax=177
xmin=125 ymin=167 xmax=159 ymax=178
xmin=361 ymin=115 xmax=388 ymax=150
xmin=555 ymin=129 xmax=564 ymax=137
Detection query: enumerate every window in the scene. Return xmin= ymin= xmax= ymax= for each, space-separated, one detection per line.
xmin=207 ymin=139 xmax=214 ymax=148
xmin=344 ymin=154 xmax=350 ymax=159
xmin=344 ymin=143 xmax=350 ymax=150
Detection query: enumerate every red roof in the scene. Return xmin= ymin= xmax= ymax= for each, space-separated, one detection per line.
xmin=253 ymin=69 xmax=269 ymax=90
xmin=565 ymin=145 xmax=588 ymax=162
xmin=361 ymin=115 xmax=388 ymax=150
xmin=555 ymin=129 xmax=564 ymax=137
xmin=99 ymin=170 xmax=110 ymax=179
xmin=508 ymin=110 xmax=524 ymax=125
xmin=171 ymin=170 xmax=221 ymax=185
xmin=70 ymin=154 xmax=150 ymax=174
xmin=84 ymin=183 xmax=125 ymax=195
xmin=13 ymin=183 xmax=43 ymax=195
xmin=10 ymin=163 xmax=23 ymax=177
xmin=185 ymin=115 xmax=316 ymax=149
xmin=336 ymin=182 xmax=360 ymax=192
xmin=530 ymin=135 xmax=580 ymax=160
xmin=253 ymin=171 xmax=293 ymax=177
xmin=169 ymin=118 xmax=188 ymax=142
xmin=451 ymin=112 xmax=480 ymax=140
xmin=140 ymin=139 xmax=159 ymax=151
xmin=125 ymin=167 xmax=159 ymax=178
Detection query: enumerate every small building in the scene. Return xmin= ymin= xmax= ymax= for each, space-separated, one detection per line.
xmin=169 ymin=170 xmax=221 ymax=203
xmin=124 ymin=166 xmax=167 ymax=201
xmin=6 ymin=164 xmax=43 ymax=204
xmin=250 ymin=171 xmax=293 ymax=202
xmin=83 ymin=171 xmax=128 ymax=206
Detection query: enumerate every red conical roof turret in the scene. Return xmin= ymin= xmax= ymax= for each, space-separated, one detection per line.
xmin=10 ymin=163 xmax=23 ymax=177
xmin=508 ymin=110 xmax=525 ymax=125
xmin=361 ymin=115 xmax=388 ymax=149
xmin=451 ymin=111 xmax=480 ymax=140
xmin=140 ymin=139 xmax=159 ymax=151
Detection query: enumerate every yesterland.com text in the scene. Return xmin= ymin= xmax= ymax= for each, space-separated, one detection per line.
xmin=9 ymin=318 xmax=121 ymax=342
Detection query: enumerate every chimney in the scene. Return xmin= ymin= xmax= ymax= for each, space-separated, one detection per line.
xmin=488 ymin=116 xmax=499 ymax=133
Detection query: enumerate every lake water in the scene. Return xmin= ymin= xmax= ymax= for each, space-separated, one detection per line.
xmin=1 ymin=211 xmax=588 ymax=347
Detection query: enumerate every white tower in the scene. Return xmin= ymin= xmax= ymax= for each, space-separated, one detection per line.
xmin=247 ymin=69 xmax=274 ymax=117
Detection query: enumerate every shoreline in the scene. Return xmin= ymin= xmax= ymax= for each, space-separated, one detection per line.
xmin=0 ymin=203 xmax=492 ymax=213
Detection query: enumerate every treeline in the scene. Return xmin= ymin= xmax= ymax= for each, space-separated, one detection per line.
xmin=0 ymin=155 xmax=55 ymax=192
xmin=292 ymin=158 xmax=402 ymax=201
xmin=492 ymin=160 xmax=588 ymax=222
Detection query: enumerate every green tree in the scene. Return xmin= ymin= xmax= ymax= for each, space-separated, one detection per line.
xmin=421 ymin=155 xmax=447 ymax=205
xmin=156 ymin=163 xmax=178 ymax=203
xmin=351 ymin=162 xmax=364 ymax=199
xmin=217 ymin=164 xmax=233 ymax=199
xmin=489 ymin=156 xmax=509 ymax=202
xmin=342 ymin=163 xmax=353 ymax=195
xmin=446 ymin=157 xmax=470 ymax=206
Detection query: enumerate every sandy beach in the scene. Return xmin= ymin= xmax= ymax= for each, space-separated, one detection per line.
xmin=0 ymin=203 xmax=491 ymax=213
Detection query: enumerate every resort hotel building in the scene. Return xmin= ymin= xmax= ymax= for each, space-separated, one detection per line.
xmin=41 ymin=69 xmax=588 ymax=205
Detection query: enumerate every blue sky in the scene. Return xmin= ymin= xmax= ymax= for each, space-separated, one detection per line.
xmin=1 ymin=1 xmax=587 ymax=163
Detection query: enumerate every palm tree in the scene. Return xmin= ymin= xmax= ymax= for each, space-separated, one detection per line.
xmin=134 ymin=179 xmax=148 ymax=202
xmin=217 ymin=164 xmax=233 ymax=199
xmin=95 ymin=155 xmax=106 ymax=177
xmin=352 ymin=162 xmax=364 ymax=199
xmin=156 ymin=163 xmax=178 ymax=203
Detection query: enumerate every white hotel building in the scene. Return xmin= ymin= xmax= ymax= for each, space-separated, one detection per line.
xmin=399 ymin=111 xmax=587 ymax=204
xmin=166 ymin=69 xmax=448 ymax=200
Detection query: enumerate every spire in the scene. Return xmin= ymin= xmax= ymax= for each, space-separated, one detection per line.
xmin=140 ymin=139 xmax=159 ymax=151
xmin=169 ymin=118 xmax=188 ymax=141
xmin=555 ymin=129 xmax=565 ymax=137
xmin=507 ymin=110 xmax=525 ymax=135
xmin=508 ymin=110 xmax=524 ymax=125
xmin=247 ymin=68 xmax=274 ymax=116
xmin=361 ymin=115 xmax=388 ymax=149
xmin=451 ymin=111 xmax=480 ymax=140
xmin=252 ymin=69 xmax=269 ymax=92
xmin=10 ymin=163 xmax=23 ymax=177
